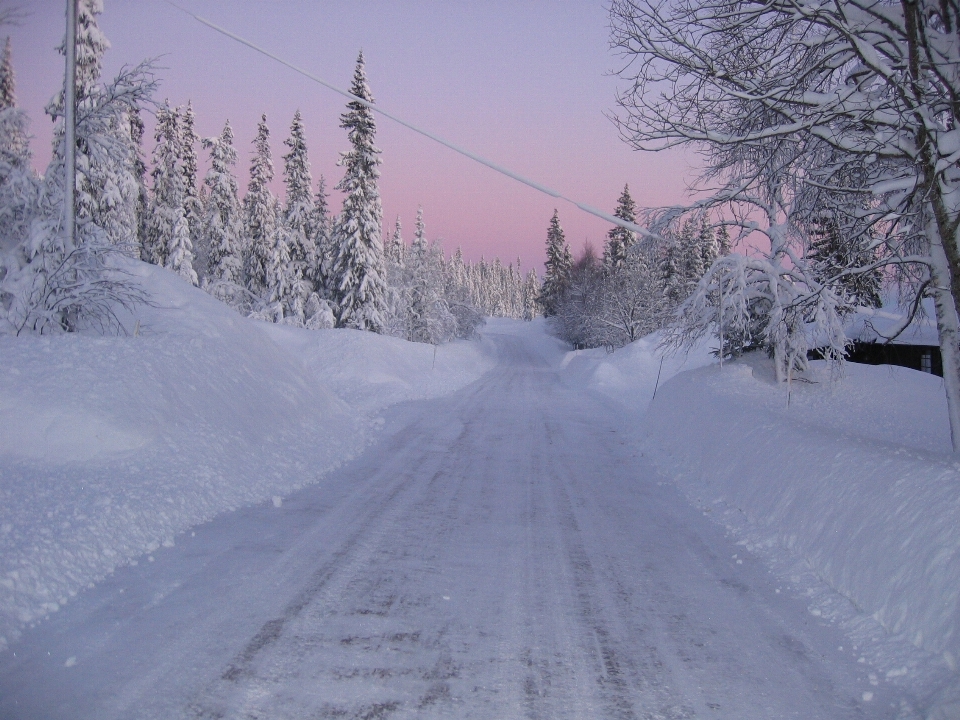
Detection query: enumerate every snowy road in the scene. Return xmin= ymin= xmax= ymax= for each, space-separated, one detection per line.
xmin=1 ymin=325 xmax=887 ymax=718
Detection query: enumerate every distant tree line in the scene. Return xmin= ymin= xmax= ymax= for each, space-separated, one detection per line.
xmin=539 ymin=185 xmax=731 ymax=350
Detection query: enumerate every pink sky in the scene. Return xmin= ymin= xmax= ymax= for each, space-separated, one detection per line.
xmin=7 ymin=0 xmax=696 ymax=269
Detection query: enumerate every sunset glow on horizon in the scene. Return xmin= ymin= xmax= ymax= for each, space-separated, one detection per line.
xmin=8 ymin=0 xmax=696 ymax=269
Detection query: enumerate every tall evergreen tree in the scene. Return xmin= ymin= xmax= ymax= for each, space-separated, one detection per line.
xmin=405 ymin=207 xmax=436 ymax=341
xmin=604 ymin=184 xmax=638 ymax=271
xmin=522 ymin=269 xmax=541 ymax=320
xmin=387 ymin=215 xmax=404 ymax=266
xmin=680 ymin=218 xmax=705 ymax=286
xmin=0 ymin=36 xmax=29 ymax=180
xmin=266 ymin=221 xmax=298 ymax=321
xmin=143 ymin=102 xmax=180 ymax=267
xmin=180 ymin=101 xmax=203 ymax=272
xmin=201 ymin=121 xmax=244 ymax=290
xmin=329 ymin=51 xmax=387 ymax=331
xmin=541 ymin=209 xmax=572 ymax=316
xmin=717 ymin=225 xmax=732 ymax=256
xmin=146 ymin=102 xmax=196 ymax=285
xmin=659 ymin=231 xmax=682 ymax=304
xmin=0 ymin=36 xmax=34 ymax=250
xmin=806 ymin=212 xmax=883 ymax=309
xmin=128 ymin=108 xmax=149 ymax=256
xmin=412 ymin=205 xmax=426 ymax=255
xmin=698 ymin=217 xmax=720 ymax=272
xmin=308 ymin=174 xmax=331 ymax=294
xmin=0 ymin=37 xmax=15 ymax=110
xmin=243 ymin=114 xmax=276 ymax=298
xmin=282 ymin=109 xmax=313 ymax=312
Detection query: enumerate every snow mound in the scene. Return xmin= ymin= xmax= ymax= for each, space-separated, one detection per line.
xmin=261 ymin=321 xmax=496 ymax=415
xmin=639 ymin=354 xmax=960 ymax=696
xmin=559 ymin=330 xmax=715 ymax=413
xmin=0 ymin=261 xmax=492 ymax=651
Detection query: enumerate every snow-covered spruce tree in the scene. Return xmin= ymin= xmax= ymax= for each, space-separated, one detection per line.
xmin=146 ymin=102 xmax=197 ymax=285
xmin=522 ymin=269 xmax=541 ymax=320
xmin=280 ymin=109 xmax=314 ymax=322
xmin=804 ymin=210 xmax=882 ymax=311
xmin=553 ymin=242 xmax=605 ymax=347
xmin=0 ymin=36 xmax=13 ymax=108
xmin=717 ymin=225 xmax=731 ymax=257
xmin=446 ymin=245 xmax=465 ymax=298
xmin=698 ymin=218 xmax=720 ymax=272
xmin=200 ymin=121 xmax=245 ymax=304
xmin=387 ymin=214 xmax=405 ymax=266
xmin=128 ymin=107 xmax=149 ymax=257
xmin=308 ymin=174 xmax=332 ymax=295
xmin=0 ymin=36 xmax=29 ymax=176
xmin=412 ymin=206 xmax=426 ymax=254
xmin=0 ymin=36 xmax=35 ymax=250
xmin=259 ymin=220 xmax=296 ymax=323
xmin=403 ymin=208 xmax=456 ymax=343
xmin=143 ymin=102 xmax=177 ymax=266
xmin=243 ymin=114 xmax=277 ymax=299
xmin=383 ymin=214 xmax=408 ymax=337
xmin=679 ymin=218 xmax=705 ymax=296
xmin=445 ymin=245 xmax=483 ymax=336
xmin=329 ymin=52 xmax=387 ymax=332
xmin=540 ymin=209 xmax=573 ymax=317
xmin=180 ymin=101 xmax=203 ymax=276
xmin=604 ymin=183 xmax=638 ymax=271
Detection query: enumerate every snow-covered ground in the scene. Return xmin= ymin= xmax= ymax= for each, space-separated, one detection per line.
xmin=561 ymin=334 xmax=960 ymax=718
xmin=2 ymin=264 xmax=959 ymax=718
xmin=0 ymin=261 xmax=494 ymax=652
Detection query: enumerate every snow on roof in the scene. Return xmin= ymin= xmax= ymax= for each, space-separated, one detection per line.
xmin=845 ymin=299 xmax=939 ymax=347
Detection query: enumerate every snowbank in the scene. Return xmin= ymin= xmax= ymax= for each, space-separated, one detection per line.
xmin=636 ymin=353 xmax=960 ymax=702
xmin=559 ymin=330 xmax=715 ymax=414
xmin=549 ymin=324 xmax=960 ymax=711
xmin=0 ymin=261 xmax=493 ymax=650
xmin=261 ymin=321 xmax=496 ymax=416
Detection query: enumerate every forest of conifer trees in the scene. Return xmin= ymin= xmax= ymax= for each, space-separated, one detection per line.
xmin=0 ymin=1 xmax=540 ymax=344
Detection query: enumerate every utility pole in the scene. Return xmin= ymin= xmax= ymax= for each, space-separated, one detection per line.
xmin=63 ymin=0 xmax=77 ymax=248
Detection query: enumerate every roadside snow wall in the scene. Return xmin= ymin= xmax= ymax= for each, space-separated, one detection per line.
xmin=641 ymin=356 xmax=960 ymax=670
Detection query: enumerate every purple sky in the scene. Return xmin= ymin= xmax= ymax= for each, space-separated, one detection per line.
xmin=7 ymin=0 xmax=695 ymax=269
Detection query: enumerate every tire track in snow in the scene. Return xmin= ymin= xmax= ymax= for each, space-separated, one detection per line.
xmin=186 ymin=423 xmax=472 ymax=717
xmin=188 ymin=356 xmax=525 ymax=718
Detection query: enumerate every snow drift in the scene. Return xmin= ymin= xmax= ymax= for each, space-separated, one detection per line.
xmin=0 ymin=261 xmax=493 ymax=650
xmin=632 ymin=351 xmax=960 ymax=708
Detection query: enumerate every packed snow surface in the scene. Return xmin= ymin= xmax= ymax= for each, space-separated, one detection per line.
xmin=1 ymin=269 xmax=958 ymax=718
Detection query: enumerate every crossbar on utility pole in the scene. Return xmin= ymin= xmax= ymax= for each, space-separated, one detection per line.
xmin=63 ymin=0 xmax=77 ymax=248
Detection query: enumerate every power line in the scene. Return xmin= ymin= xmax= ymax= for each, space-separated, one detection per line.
xmin=162 ymin=0 xmax=659 ymax=241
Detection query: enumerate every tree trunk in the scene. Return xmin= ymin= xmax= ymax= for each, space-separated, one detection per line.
xmin=928 ymin=221 xmax=960 ymax=452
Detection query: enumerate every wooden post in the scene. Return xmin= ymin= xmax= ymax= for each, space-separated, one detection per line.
xmin=719 ymin=273 xmax=724 ymax=369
